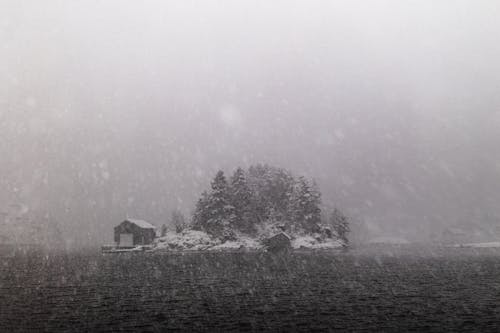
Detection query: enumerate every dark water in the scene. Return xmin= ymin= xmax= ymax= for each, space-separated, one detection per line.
xmin=1 ymin=247 xmax=500 ymax=332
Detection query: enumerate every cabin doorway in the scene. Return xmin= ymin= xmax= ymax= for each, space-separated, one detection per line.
xmin=119 ymin=233 xmax=133 ymax=247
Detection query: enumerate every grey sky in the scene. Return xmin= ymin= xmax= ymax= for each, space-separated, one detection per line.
xmin=1 ymin=1 xmax=500 ymax=246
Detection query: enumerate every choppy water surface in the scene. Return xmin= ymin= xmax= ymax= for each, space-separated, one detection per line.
xmin=1 ymin=247 xmax=500 ymax=332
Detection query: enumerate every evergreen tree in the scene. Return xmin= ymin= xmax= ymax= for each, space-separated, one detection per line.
xmin=202 ymin=170 xmax=236 ymax=240
xmin=190 ymin=165 xmax=341 ymax=241
xmin=171 ymin=209 xmax=186 ymax=233
xmin=247 ymin=164 xmax=294 ymax=222
xmin=160 ymin=224 xmax=168 ymax=237
xmin=192 ymin=191 xmax=210 ymax=231
xmin=329 ymin=208 xmax=350 ymax=244
xmin=230 ymin=167 xmax=257 ymax=234
xmin=288 ymin=177 xmax=322 ymax=233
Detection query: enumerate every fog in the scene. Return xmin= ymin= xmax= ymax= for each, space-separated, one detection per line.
xmin=1 ymin=1 xmax=500 ymax=248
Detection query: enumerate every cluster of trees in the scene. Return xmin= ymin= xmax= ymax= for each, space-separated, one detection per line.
xmin=327 ymin=208 xmax=350 ymax=244
xmin=190 ymin=164 xmax=349 ymax=243
xmin=160 ymin=209 xmax=187 ymax=236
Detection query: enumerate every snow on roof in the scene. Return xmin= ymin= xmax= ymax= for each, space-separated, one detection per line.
xmin=124 ymin=218 xmax=156 ymax=229
xmin=291 ymin=235 xmax=344 ymax=249
xmin=270 ymin=232 xmax=291 ymax=240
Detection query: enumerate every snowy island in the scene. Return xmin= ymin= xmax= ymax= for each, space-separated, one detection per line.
xmin=108 ymin=165 xmax=349 ymax=253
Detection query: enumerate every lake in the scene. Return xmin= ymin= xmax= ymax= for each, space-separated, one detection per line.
xmin=1 ymin=246 xmax=500 ymax=332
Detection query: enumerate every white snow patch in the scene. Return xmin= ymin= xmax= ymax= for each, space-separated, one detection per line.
xmin=155 ymin=230 xmax=219 ymax=251
xmin=125 ymin=219 xmax=156 ymax=229
xmin=454 ymin=242 xmax=500 ymax=248
xmin=292 ymin=235 xmax=344 ymax=249
xmin=153 ymin=227 xmax=346 ymax=252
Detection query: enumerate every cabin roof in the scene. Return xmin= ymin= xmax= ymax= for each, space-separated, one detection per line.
xmin=123 ymin=218 xmax=156 ymax=229
xmin=269 ymin=232 xmax=291 ymax=240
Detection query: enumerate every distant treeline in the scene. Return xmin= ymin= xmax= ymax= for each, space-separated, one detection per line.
xmin=189 ymin=164 xmax=349 ymax=243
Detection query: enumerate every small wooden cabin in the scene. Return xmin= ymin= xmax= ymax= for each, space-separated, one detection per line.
xmin=265 ymin=232 xmax=292 ymax=253
xmin=114 ymin=219 xmax=156 ymax=248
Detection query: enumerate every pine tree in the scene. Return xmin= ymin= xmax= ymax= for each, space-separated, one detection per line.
xmin=192 ymin=191 xmax=210 ymax=231
xmin=160 ymin=224 xmax=168 ymax=237
xmin=230 ymin=167 xmax=257 ymax=234
xmin=247 ymin=164 xmax=294 ymax=223
xmin=288 ymin=177 xmax=322 ymax=233
xmin=204 ymin=170 xmax=236 ymax=240
xmin=171 ymin=209 xmax=186 ymax=233
xmin=329 ymin=208 xmax=350 ymax=244
xmin=191 ymin=165 xmax=334 ymax=241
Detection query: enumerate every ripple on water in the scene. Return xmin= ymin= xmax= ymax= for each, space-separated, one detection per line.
xmin=1 ymin=249 xmax=500 ymax=331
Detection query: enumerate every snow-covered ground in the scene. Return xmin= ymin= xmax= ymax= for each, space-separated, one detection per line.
xmin=155 ymin=230 xmax=263 ymax=251
xmin=292 ymin=235 xmax=344 ymax=249
xmin=452 ymin=242 xmax=500 ymax=248
xmin=154 ymin=229 xmax=344 ymax=252
xmin=155 ymin=230 xmax=220 ymax=251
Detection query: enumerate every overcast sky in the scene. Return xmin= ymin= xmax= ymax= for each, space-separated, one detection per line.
xmin=1 ymin=1 xmax=500 ymax=246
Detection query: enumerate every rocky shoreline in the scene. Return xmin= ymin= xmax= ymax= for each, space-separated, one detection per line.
xmin=153 ymin=229 xmax=345 ymax=252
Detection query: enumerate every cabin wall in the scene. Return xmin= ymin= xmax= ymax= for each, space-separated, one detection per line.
xmin=114 ymin=221 xmax=156 ymax=246
xmin=266 ymin=234 xmax=291 ymax=252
